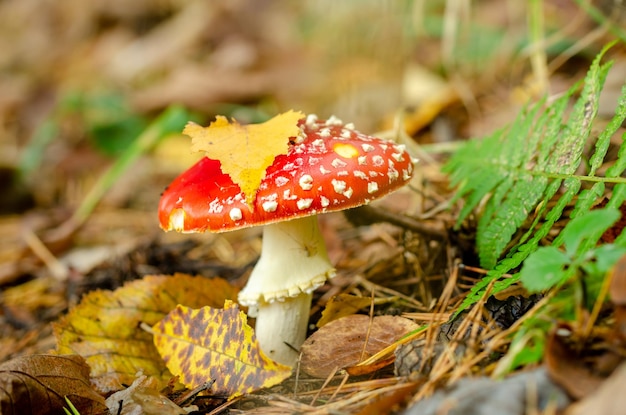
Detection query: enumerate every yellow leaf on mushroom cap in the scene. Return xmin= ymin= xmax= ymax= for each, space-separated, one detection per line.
xmin=186 ymin=110 xmax=305 ymax=208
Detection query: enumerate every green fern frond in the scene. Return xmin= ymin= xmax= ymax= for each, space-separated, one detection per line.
xmin=444 ymin=43 xmax=626 ymax=313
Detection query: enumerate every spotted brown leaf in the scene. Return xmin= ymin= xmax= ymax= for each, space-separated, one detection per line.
xmin=152 ymin=301 xmax=291 ymax=399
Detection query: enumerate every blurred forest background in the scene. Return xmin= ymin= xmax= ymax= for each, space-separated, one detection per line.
xmin=1 ymin=0 xmax=626 ymax=413
xmin=2 ymin=0 xmax=623 ymax=217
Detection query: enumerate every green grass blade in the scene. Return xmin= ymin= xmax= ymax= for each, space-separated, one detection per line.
xmin=71 ymin=105 xmax=188 ymax=225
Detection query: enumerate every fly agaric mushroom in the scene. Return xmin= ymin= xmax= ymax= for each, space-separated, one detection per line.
xmin=158 ymin=114 xmax=415 ymax=366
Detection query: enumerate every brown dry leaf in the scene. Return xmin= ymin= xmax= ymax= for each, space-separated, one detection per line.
xmin=54 ymin=273 xmax=238 ymax=393
xmin=301 ymin=314 xmax=419 ymax=378
xmin=544 ymin=325 xmax=604 ymax=399
xmin=0 ymin=354 xmax=106 ymax=415
xmin=153 ymin=301 xmax=291 ymax=399
xmin=566 ymin=362 xmax=626 ymax=415
xmin=317 ymin=293 xmax=373 ymax=327
xmin=609 ymin=254 xmax=626 ymax=304
xmin=185 ymin=110 xmax=304 ymax=207
xmin=609 ymin=254 xmax=626 ymax=339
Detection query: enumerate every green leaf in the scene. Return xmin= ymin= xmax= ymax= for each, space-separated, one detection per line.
xmin=520 ymin=246 xmax=571 ymax=292
xmin=64 ymin=91 xmax=149 ymax=156
xmin=582 ymin=244 xmax=626 ymax=277
xmin=560 ymin=208 xmax=620 ymax=256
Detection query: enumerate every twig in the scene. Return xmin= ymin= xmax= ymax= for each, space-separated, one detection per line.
xmin=21 ymin=228 xmax=68 ymax=280
xmin=345 ymin=205 xmax=448 ymax=239
xmin=309 ymin=366 xmax=340 ymax=406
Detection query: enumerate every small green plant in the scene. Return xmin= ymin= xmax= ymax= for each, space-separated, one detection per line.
xmin=495 ymin=209 xmax=626 ymax=374
xmin=63 ymin=396 xmax=81 ymax=415
xmin=520 ymin=208 xmax=626 ymax=293
xmin=445 ymin=43 xmax=626 ymax=371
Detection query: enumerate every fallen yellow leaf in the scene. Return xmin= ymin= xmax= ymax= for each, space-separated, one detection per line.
xmin=153 ymin=301 xmax=291 ymax=399
xmin=317 ymin=293 xmax=373 ymax=327
xmin=186 ymin=110 xmax=305 ymax=208
xmin=54 ymin=274 xmax=239 ymax=393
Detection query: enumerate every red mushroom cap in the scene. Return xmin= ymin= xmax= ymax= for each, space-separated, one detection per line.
xmin=158 ymin=114 xmax=415 ymax=233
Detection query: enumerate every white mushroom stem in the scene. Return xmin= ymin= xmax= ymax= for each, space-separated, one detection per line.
xmin=253 ymin=293 xmax=313 ymax=366
xmin=238 ymin=215 xmax=335 ymax=366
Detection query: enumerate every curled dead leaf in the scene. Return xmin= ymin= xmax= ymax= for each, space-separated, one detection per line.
xmin=301 ymin=314 xmax=419 ymax=378
xmin=105 ymin=375 xmax=190 ymax=415
xmin=0 ymin=354 xmax=106 ymax=415
xmin=609 ymin=254 xmax=626 ymax=339
xmin=566 ymin=362 xmax=626 ymax=415
xmin=544 ymin=325 xmax=605 ymax=399
xmin=317 ymin=293 xmax=373 ymax=327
